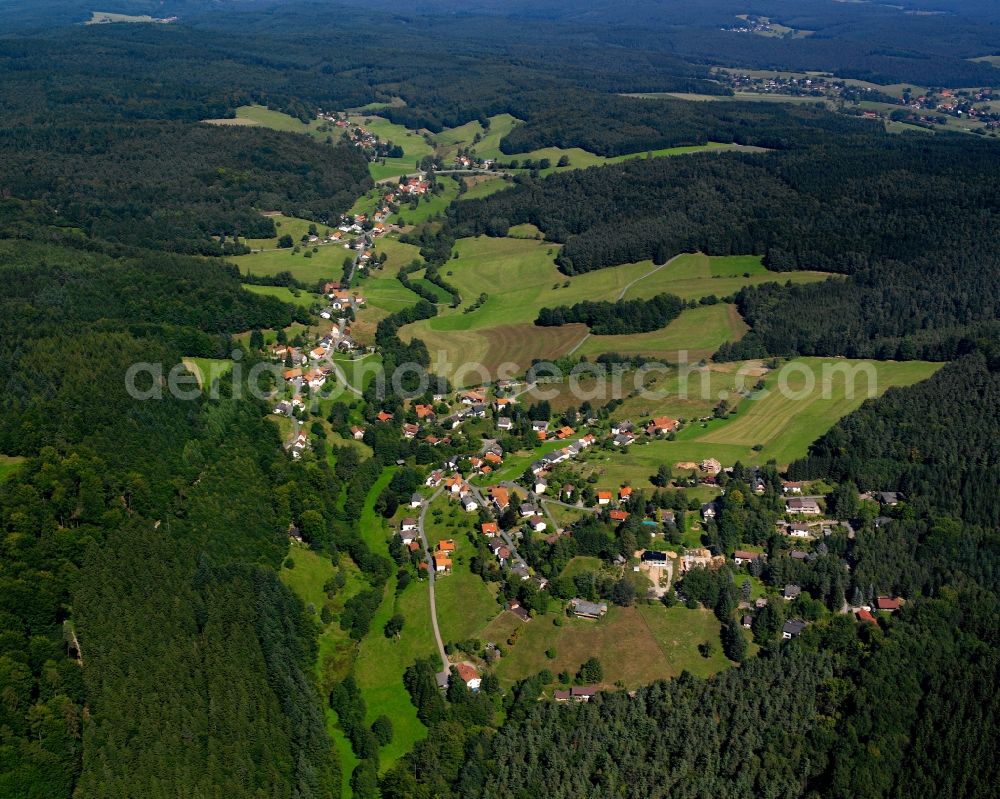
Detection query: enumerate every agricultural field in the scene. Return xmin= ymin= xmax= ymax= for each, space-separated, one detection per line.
xmin=0 ymin=455 xmax=25 ymax=483
xmin=399 ymin=241 xmax=829 ymax=380
xmin=567 ymin=357 xmax=942 ymax=488
xmin=480 ymin=604 xmax=731 ymax=688
xmin=204 ymin=105 xmax=320 ymax=135
xmin=574 ymin=303 xmax=748 ymax=363
xmin=460 ymin=175 xmax=512 ymax=200
xmin=399 ymin=236 xmax=691 ymax=379
xmin=86 ymin=10 xmax=174 ymax=23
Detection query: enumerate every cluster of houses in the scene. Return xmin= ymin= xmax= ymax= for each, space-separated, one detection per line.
xmin=452 ymin=151 xmax=494 ymax=170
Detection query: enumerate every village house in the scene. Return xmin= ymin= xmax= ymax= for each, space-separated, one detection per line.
xmin=527 ymin=515 xmax=547 ymax=533
xmin=496 ymin=416 xmax=513 ymax=431
xmin=786 ymin=497 xmax=821 ymax=515
xmin=481 ymin=522 xmax=498 ymax=537
xmin=403 ymin=423 xmax=419 ymax=439
xmin=569 ymin=598 xmax=608 ymax=619
xmin=425 ymin=470 xmax=444 ymax=487
xmin=782 ymin=480 xmax=805 ymax=494
xmin=856 ymin=608 xmax=878 ymax=626
xmin=733 ymin=550 xmax=763 ymax=565
xmin=701 ymin=501 xmax=719 ymax=520
xmin=645 ymin=416 xmax=679 ymax=436
xmin=782 ymin=619 xmax=807 ymax=639
xmin=784 ymin=584 xmax=802 ymax=601
xmin=489 ymin=486 xmax=510 ymax=512
xmin=376 ymin=410 xmax=394 ymax=423
xmin=597 ymin=491 xmax=612 ymax=506
xmin=876 ymin=596 xmax=903 ymax=612
xmin=401 ymin=518 xmax=417 ymax=533
xmin=533 ymin=478 xmax=548 ymax=494
xmin=410 ymin=493 xmax=423 ymax=509
xmin=612 ymin=433 xmax=635 ymax=447
xmin=454 ymin=663 xmax=481 ymax=691
xmin=414 ymin=403 xmax=436 ymax=421
xmin=619 ymin=486 xmax=632 ymax=502
xmin=787 ymin=522 xmax=812 ymax=538
xmin=609 ymin=510 xmax=629 ymax=522
xmin=507 ymin=601 xmax=531 ymax=622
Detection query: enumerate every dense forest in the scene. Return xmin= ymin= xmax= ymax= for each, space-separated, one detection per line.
xmin=0 ymin=123 xmax=371 ymax=254
xmin=454 ymin=133 xmax=1000 ymax=360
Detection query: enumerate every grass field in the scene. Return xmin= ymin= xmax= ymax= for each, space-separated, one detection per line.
xmin=0 ymin=455 xmax=25 ymax=483
xmin=460 ymin=175 xmax=512 ymax=200
xmin=182 ymin=357 xmax=233 ymax=390
xmin=280 ymin=543 xmax=371 ymax=795
xmin=423 ymin=498 xmax=501 ymax=644
xmin=243 ymin=214 xmax=321 ymax=251
xmin=621 ymin=253 xmax=834 ymax=302
xmin=481 ymin=603 xmax=730 ymax=688
xmin=399 ymin=244 xmax=841 ymax=381
xmin=243 ymin=284 xmax=321 ymax=310
xmin=395 ymin=179 xmax=460 ymax=226
xmin=232 ymin=244 xmax=352 ymax=285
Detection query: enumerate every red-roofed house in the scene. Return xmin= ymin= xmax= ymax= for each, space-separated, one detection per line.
xmin=876 ymin=596 xmax=902 ymax=612
xmin=856 ymin=609 xmax=878 ymax=626
xmin=481 ymin=522 xmax=498 ymax=537
xmin=454 ymin=663 xmax=481 ymax=690
xmin=597 ymin=491 xmax=612 ymax=505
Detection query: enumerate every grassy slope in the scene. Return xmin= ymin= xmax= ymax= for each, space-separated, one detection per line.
xmin=481 ymin=604 xmax=730 ymax=688
xmin=352 ymin=468 xmax=433 ymax=769
xmin=423 ymin=497 xmax=500 ymax=644
xmin=243 ymin=284 xmax=321 ymax=310
xmin=621 ymin=253 xmax=834 ymax=302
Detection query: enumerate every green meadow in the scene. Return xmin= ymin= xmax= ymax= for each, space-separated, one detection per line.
xmin=0 ymin=455 xmax=25 ymax=482
xmin=479 ymin=604 xmax=730 ymax=689
xmin=243 ymin=284 xmax=322 ymax=310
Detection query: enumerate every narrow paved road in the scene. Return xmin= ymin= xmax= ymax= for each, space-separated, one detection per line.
xmin=416 ymin=487 xmax=449 ymax=679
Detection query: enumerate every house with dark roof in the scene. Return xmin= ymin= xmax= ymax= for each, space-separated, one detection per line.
xmin=782 ymin=619 xmax=807 ymax=639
